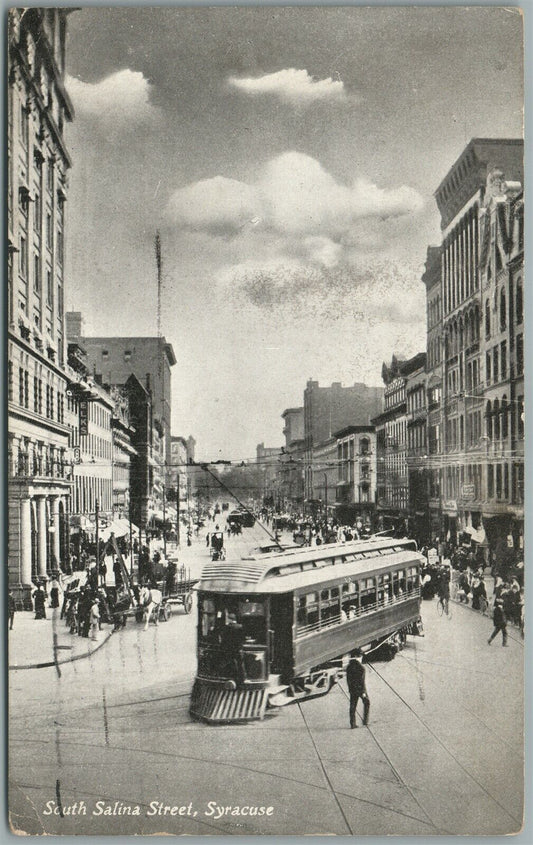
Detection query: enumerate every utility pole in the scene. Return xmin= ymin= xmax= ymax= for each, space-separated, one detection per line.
xmin=176 ymin=476 xmax=180 ymax=547
xmin=95 ymin=499 xmax=99 ymax=582
xmin=162 ymin=486 xmax=167 ymax=558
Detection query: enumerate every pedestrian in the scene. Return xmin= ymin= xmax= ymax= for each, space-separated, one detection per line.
xmin=32 ymin=584 xmax=46 ymax=619
xmin=49 ymin=577 xmax=60 ymax=609
xmin=346 ymin=649 xmax=370 ymax=728
xmin=8 ymin=590 xmax=16 ymax=630
xmin=488 ymin=599 xmax=508 ymax=646
xmin=89 ymin=595 xmax=100 ymax=640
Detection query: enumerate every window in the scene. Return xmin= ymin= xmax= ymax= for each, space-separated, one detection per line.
xmin=8 ymin=361 xmax=13 ymax=402
xmin=501 ymin=398 xmax=508 ymax=439
xmin=57 ymin=230 xmax=63 ymax=265
xmin=20 ymin=104 xmax=28 ymax=147
xmin=46 ymin=213 xmax=52 ymax=248
xmin=485 ymin=299 xmax=490 ymax=338
xmin=46 ymin=269 xmax=52 ymax=305
xmin=516 ymin=335 xmax=523 ymax=376
xmin=486 ymin=401 xmax=492 ymax=440
xmin=47 ymin=161 xmax=54 ymax=192
xmin=518 ymin=396 xmax=524 ymax=439
xmin=19 ymin=367 xmax=24 ymax=405
xmin=33 ymin=254 xmax=41 ymax=293
xmin=493 ymin=399 xmax=500 ymax=440
xmin=500 ymin=341 xmax=507 ymax=380
xmin=516 ymin=280 xmax=523 ymax=325
xmin=487 ymin=464 xmax=494 ymax=498
xmin=19 ymin=236 xmax=28 ymax=278
xmin=493 ymin=347 xmax=499 ymax=383
xmin=495 ymin=464 xmax=503 ymax=500
xmin=499 ymin=289 xmax=506 ymax=331
xmin=34 ymin=194 xmax=41 ymax=233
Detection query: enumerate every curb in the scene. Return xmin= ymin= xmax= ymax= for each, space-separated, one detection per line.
xmin=8 ymin=628 xmax=114 ymax=670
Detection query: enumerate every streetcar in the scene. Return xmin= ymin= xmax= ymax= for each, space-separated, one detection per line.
xmin=190 ymin=537 xmax=423 ymax=723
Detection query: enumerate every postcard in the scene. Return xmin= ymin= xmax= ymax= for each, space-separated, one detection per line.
xmin=7 ymin=5 xmax=524 ymax=836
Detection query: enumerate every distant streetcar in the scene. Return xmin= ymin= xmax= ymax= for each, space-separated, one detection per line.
xmin=190 ymin=537 xmax=423 ymax=723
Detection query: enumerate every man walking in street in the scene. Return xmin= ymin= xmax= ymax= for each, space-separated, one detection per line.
xmin=488 ymin=598 xmax=508 ymax=646
xmin=346 ymin=649 xmax=370 ymax=728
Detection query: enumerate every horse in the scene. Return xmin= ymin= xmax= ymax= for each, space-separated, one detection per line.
xmin=139 ymin=586 xmax=163 ymax=630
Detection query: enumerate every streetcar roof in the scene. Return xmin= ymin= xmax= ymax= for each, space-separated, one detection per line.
xmin=196 ymin=538 xmax=423 ymax=594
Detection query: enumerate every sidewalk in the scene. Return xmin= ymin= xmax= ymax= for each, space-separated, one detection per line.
xmin=8 ymin=608 xmax=113 ymax=670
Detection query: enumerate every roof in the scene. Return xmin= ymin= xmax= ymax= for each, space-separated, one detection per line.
xmin=196 ymin=538 xmax=423 ymax=594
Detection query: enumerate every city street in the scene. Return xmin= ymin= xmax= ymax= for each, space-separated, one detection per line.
xmin=9 ymin=526 xmax=523 ymax=836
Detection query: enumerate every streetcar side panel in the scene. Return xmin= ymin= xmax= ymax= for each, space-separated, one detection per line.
xmin=292 ymin=597 xmax=420 ymax=677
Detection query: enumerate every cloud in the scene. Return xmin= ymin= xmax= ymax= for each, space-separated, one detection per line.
xmin=66 ymin=69 xmax=159 ymax=127
xmin=217 ymin=256 xmax=426 ymax=328
xmin=166 ymin=176 xmax=256 ymax=236
xmin=165 ymin=151 xmax=424 ymax=245
xmin=228 ymin=68 xmax=346 ymax=105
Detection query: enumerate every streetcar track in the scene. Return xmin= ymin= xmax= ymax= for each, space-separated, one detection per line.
xmin=27 ymin=736 xmax=356 ymax=802
xmin=367 ymin=661 xmax=522 ymax=828
xmin=336 ymin=682 xmax=445 ymax=834
xmin=297 ymin=701 xmax=354 ymax=834
xmin=397 ymin=652 xmax=522 ymax=752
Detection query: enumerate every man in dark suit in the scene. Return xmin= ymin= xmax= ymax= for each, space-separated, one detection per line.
xmin=346 ymin=649 xmax=370 ymax=728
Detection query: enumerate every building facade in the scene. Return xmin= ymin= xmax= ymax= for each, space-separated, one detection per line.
xmin=372 ymin=354 xmax=426 ymax=531
xmin=334 ymin=426 xmax=377 ymax=528
xmin=405 ymin=361 xmax=429 ymax=540
xmin=8 ymin=9 xmax=75 ymax=602
xmin=303 ymin=380 xmax=383 ymax=507
xmin=65 ymin=314 xmax=177 ymax=472
xmin=422 ymin=247 xmax=444 ymax=537
xmin=433 ymin=138 xmax=523 ymax=552
xmin=278 ymin=408 xmax=305 ymax=513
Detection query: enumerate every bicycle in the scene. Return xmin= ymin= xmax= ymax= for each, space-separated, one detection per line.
xmin=437 ymin=595 xmax=452 ymax=619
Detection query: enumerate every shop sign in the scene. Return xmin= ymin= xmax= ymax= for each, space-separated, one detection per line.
xmin=461 ymin=484 xmax=475 ymax=501
xmin=79 ymin=401 xmax=89 ymax=435
xmin=443 ymin=499 xmax=457 ymax=514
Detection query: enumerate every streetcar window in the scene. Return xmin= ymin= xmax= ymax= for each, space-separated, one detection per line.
xmin=301 ymin=562 xmax=315 ymax=571
xmin=238 ymin=600 xmax=265 ymax=617
xmin=359 ymin=578 xmax=377 ymax=611
xmin=320 ymin=590 xmax=340 ymax=627
xmin=200 ymin=597 xmax=216 ymax=638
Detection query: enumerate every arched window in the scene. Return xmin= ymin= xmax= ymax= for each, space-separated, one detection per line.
xmin=496 ymin=464 xmax=503 ymax=499
xmin=486 ymin=401 xmax=493 ymax=440
xmin=516 ymin=279 xmax=523 ymax=324
xmin=499 ymin=289 xmax=506 ymax=332
xmin=485 ymin=299 xmax=490 ymax=338
xmin=501 ymin=396 xmax=508 ymax=439
xmin=493 ymin=399 xmax=500 ymax=440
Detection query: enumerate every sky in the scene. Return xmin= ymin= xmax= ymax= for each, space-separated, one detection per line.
xmin=63 ymin=6 xmax=524 ymax=461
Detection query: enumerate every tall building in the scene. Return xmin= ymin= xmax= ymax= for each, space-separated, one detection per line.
xmin=65 ymin=312 xmax=177 ymax=472
xmin=422 ymin=247 xmax=444 ymax=537
xmin=303 ymin=380 xmax=384 ymax=506
xmin=433 ymin=138 xmax=523 ymax=552
xmin=334 ymin=426 xmax=377 ymax=528
xmin=372 ymin=353 xmax=426 ymax=531
xmin=8 ymin=9 xmax=75 ymax=603
xmin=278 ymin=408 xmax=305 ymax=512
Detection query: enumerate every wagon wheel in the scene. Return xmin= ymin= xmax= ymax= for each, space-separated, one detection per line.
xmin=183 ymin=593 xmax=193 ymax=614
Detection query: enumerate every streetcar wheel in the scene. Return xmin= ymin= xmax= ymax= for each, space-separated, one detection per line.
xmin=184 ymin=593 xmax=193 ymax=614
